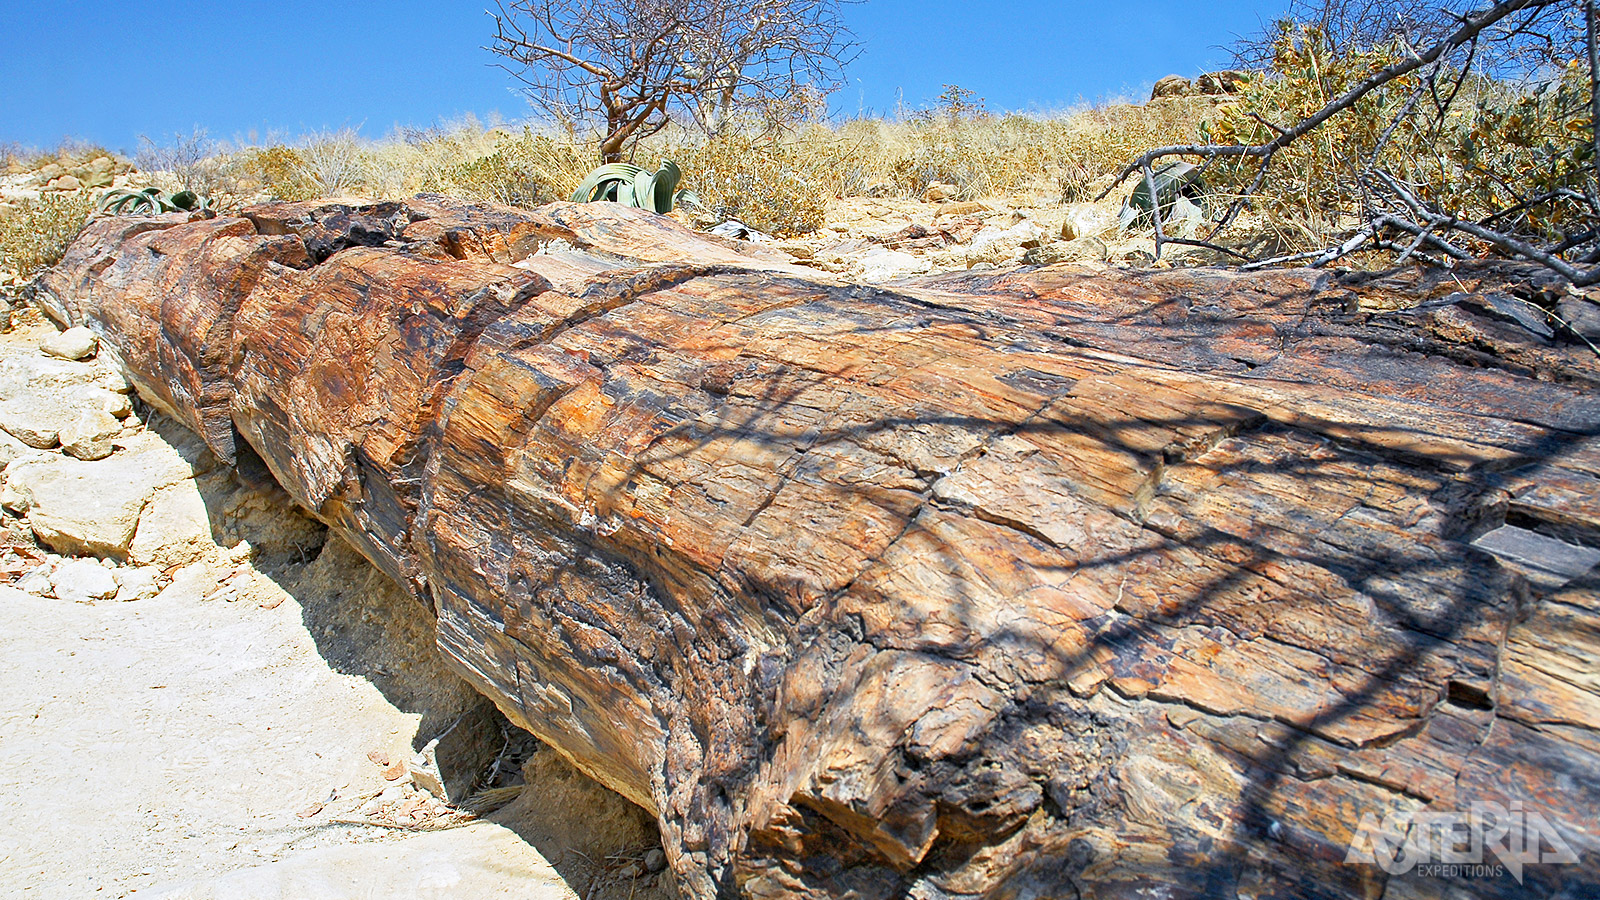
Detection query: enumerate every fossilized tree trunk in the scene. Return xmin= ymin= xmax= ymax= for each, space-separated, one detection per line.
xmin=37 ymin=197 xmax=1600 ymax=899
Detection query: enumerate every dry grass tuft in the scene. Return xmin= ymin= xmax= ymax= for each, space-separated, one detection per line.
xmin=0 ymin=191 xmax=97 ymax=283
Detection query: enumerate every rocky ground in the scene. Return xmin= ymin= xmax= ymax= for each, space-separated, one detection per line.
xmin=0 ymin=310 xmax=677 ymax=899
xmin=725 ymin=181 xmax=1173 ymax=285
xmin=0 ymin=152 xmax=132 ymax=217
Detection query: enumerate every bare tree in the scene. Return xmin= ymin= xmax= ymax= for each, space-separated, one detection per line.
xmin=488 ymin=0 xmax=857 ymax=162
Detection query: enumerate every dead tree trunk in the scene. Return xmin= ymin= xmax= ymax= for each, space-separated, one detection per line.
xmin=37 ymin=196 xmax=1600 ymax=899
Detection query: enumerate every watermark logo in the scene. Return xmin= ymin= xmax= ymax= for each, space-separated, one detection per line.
xmin=1345 ymin=801 xmax=1579 ymax=884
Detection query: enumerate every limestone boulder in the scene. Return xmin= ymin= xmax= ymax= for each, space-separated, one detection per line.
xmin=853 ymin=246 xmax=931 ymax=283
xmin=129 ymin=483 xmax=215 ymax=568
xmin=0 ymin=341 xmax=130 ymax=449
xmin=4 ymin=432 xmax=202 ymax=559
xmin=58 ymin=408 xmax=121 ymax=460
xmin=113 ymin=565 xmax=160 ymax=601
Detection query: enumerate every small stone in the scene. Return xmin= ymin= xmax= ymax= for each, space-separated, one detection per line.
xmin=933 ymin=200 xmax=989 ymax=220
xmin=113 ymin=565 xmax=159 ymax=601
xmin=645 ymin=848 xmax=667 ymax=873
xmin=59 ymin=408 xmax=122 ymax=461
xmin=1151 ymin=75 xmax=1192 ymax=99
xmin=1025 ymin=237 xmax=1108 ymax=266
xmin=16 ymin=565 xmax=53 ymax=596
xmin=40 ymin=326 xmax=98 ymax=361
xmin=50 ymin=558 xmax=120 ymax=602
xmin=382 ymin=760 xmax=409 ymax=781
xmin=102 ymin=392 xmax=132 ymax=419
xmin=100 ymin=368 xmax=133 ymax=393
xmin=48 ymin=175 xmax=82 ymax=192
xmin=922 ymin=182 xmax=958 ymax=203
xmin=620 ymin=863 xmax=643 ymax=879
xmin=853 ymin=246 xmax=931 ymax=284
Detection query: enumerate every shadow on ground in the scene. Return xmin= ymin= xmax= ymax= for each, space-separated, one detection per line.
xmin=187 ymin=432 xmax=676 ymax=900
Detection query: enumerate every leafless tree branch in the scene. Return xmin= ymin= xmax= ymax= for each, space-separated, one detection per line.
xmin=487 ymin=0 xmax=857 ymax=162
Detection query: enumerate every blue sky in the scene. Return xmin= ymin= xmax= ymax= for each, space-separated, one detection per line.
xmin=1 ymin=0 xmax=1286 ymax=153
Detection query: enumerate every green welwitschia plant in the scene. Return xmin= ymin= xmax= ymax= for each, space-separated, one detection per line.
xmin=96 ymin=186 xmax=215 ymax=217
xmin=570 ymin=160 xmax=694 ymax=214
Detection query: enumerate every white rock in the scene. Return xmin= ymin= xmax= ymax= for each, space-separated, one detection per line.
xmin=854 ymin=247 xmax=931 ymax=284
xmin=0 ymin=428 xmax=36 ymax=469
xmin=101 ymin=368 xmax=134 ymax=394
xmin=15 ymin=565 xmax=53 ymax=596
xmin=5 ymin=432 xmax=199 ymax=558
xmin=130 ymin=483 xmax=215 ymax=568
xmin=50 ymin=558 xmax=119 ymax=602
xmin=0 ymin=349 xmax=130 ymax=449
xmin=59 ymin=408 xmax=122 ymax=461
xmin=102 ymin=391 xmax=133 ymax=418
xmin=113 ymin=565 xmax=160 ymax=601
xmin=40 ymin=326 xmax=98 ymax=361
xmin=970 ymin=219 xmax=1043 ymax=256
xmin=1060 ymin=204 xmax=1108 ymax=241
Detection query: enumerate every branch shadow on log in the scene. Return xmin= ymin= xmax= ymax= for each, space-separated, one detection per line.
xmin=580 ymin=277 xmax=1600 ymax=898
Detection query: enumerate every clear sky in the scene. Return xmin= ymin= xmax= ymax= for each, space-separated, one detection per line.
xmin=0 ymin=0 xmax=1287 ymax=153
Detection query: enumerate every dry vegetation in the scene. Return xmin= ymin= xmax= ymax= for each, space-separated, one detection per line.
xmin=1184 ymin=21 xmax=1595 ymax=263
xmin=3 ymin=8 xmax=1593 ymax=287
xmin=200 ymin=97 xmax=1219 ymax=234
xmin=0 ymin=99 xmax=1213 ymax=280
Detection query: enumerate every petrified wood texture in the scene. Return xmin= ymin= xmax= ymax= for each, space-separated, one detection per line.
xmin=40 ymin=196 xmax=1600 ymax=899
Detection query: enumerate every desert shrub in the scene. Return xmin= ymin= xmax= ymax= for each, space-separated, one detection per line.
xmin=297 ymin=128 xmax=370 ymax=196
xmin=0 ymin=190 xmax=97 ymax=281
xmin=236 ymin=146 xmax=319 ymax=201
xmin=136 ymin=128 xmax=228 ymax=195
xmin=662 ymin=132 xmax=830 ymax=234
xmin=434 ymin=130 xmax=593 ymax=206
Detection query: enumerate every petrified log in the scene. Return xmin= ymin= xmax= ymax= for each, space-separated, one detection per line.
xmin=38 ymin=196 xmax=1600 ymax=899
